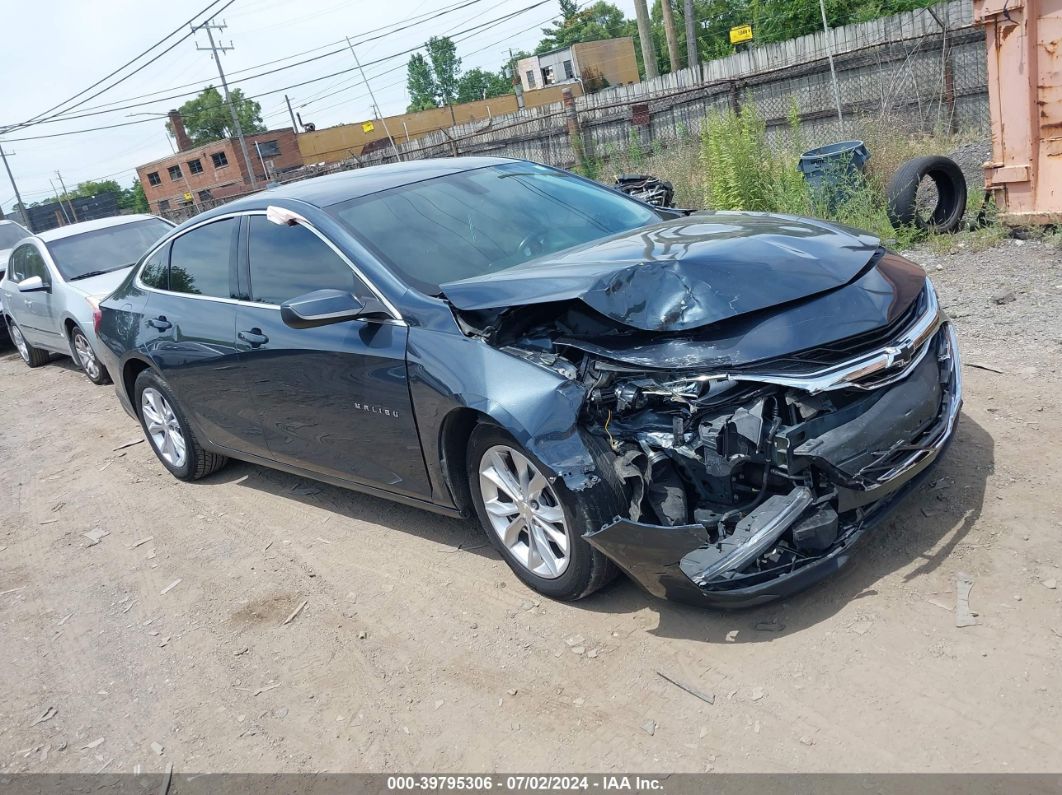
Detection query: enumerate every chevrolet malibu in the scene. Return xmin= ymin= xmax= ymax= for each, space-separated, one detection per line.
xmin=97 ymin=158 xmax=961 ymax=607
xmin=1 ymin=215 xmax=173 ymax=383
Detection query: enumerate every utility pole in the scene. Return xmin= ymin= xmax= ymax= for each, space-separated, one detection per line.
xmin=684 ymin=0 xmax=699 ymax=71
xmin=509 ymin=48 xmax=525 ymax=110
xmin=193 ymin=19 xmax=258 ymax=190
xmin=0 ymin=143 xmax=33 ymax=232
xmin=49 ymin=179 xmax=72 ymax=225
xmin=285 ymin=95 xmax=299 ymax=132
xmin=55 ymin=171 xmax=78 ymax=223
xmin=346 ymin=37 xmax=403 ymax=162
xmin=818 ymin=0 xmax=845 ymax=129
xmin=660 ymin=0 xmax=682 ymax=73
xmin=633 ymin=0 xmax=659 ymax=79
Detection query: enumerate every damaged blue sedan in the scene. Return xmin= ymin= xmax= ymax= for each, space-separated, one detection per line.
xmin=96 ymin=157 xmax=961 ymax=607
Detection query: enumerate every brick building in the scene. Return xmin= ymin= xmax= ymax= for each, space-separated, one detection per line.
xmin=136 ymin=111 xmax=302 ymax=215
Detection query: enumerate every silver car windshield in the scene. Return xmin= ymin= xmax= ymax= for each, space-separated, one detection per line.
xmin=45 ymin=218 xmax=172 ymax=281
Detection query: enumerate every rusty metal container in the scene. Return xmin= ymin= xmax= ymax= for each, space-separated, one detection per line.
xmin=975 ymin=0 xmax=1062 ymax=224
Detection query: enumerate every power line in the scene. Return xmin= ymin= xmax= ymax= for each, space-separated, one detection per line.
xmin=6 ymin=0 xmax=497 ymax=129
xmin=1 ymin=0 xmax=234 ymax=135
xmin=298 ymin=4 xmax=572 ymax=116
xmin=0 ymin=0 xmax=558 ymax=144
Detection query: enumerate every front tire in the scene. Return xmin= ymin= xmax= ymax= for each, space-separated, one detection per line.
xmin=134 ymin=369 xmax=227 ymax=481
xmin=8 ymin=320 xmax=50 ymax=368
xmin=69 ymin=325 xmax=110 ymax=385
xmin=467 ymin=423 xmax=624 ymax=601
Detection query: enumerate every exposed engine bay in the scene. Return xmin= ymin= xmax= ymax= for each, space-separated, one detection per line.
xmin=441 ymin=216 xmax=963 ymax=606
xmin=452 ymin=276 xmax=961 ymax=606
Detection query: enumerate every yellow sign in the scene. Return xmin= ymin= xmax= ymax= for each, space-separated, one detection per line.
xmin=183 ymin=192 xmax=193 ymax=203
xmin=730 ymin=24 xmax=753 ymax=44
xmin=361 ymin=121 xmax=375 ymax=133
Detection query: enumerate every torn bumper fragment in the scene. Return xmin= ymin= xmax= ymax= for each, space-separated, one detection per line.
xmin=585 ymin=322 xmax=962 ymax=608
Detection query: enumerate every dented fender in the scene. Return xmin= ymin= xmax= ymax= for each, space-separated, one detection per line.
xmin=406 ymin=326 xmax=601 ymax=505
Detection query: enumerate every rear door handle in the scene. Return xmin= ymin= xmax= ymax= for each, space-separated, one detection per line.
xmin=238 ymin=329 xmax=269 ymax=347
xmin=147 ymin=316 xmax=172 ymax=331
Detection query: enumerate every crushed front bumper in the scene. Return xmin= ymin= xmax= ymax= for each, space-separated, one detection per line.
xmin=585 ymin=323 xmax=963 ymax=609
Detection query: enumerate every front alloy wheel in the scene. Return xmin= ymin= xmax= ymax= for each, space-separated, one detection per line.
xmin=478 ymin=444 xmax=571 ymax=579
xmin=8 ymin=321 xmax=50 ymax=367
xmin=467 ymin=423 xmax=625 ymax=601
xmin=141 ymin=387 xmax=187 ymax=469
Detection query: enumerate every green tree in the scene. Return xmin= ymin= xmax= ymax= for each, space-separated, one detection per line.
xmin=427 ymin=36 xmax=462 ymax=105
xmin=121 ymin=179 xmax=148 ymax=213
xmin=167 ymin=86 xmax=265 ymax=146
xmin=455 ymin=68 xmax=512 ymax=103
xmin=406 ymin=53 xmax=437 ymax=112
xmin=67 ymin=179 xmax=124 ymax=200
xmin=536 ymin=1 xmax=632 ymax=53
xmin=405 ymin=36 xmax=466 ymax=110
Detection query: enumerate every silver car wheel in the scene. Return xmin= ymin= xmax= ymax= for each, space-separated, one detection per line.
xmin=478 ymin=444 xmax=571 ymax=579
xmin=72 ymin=331 xmax=100 ymax=380
xmin=141 ymin=387 xmax=187 ymax=469
xmin=10 ymin=324 xmax=29 ymax=363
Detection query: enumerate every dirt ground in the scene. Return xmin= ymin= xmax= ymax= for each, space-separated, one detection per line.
xmin=1 ymin=238 xmax=1060 ymax=775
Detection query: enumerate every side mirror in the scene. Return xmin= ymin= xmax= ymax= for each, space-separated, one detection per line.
xmin=17 ymin=276 xmax=47 ymax=293
xmin=280 ymin=289 xmax=390 ymax=329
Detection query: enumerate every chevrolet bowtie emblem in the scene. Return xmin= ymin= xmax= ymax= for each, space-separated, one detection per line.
xmin=883 ymin=341 xmax=914 ymax=368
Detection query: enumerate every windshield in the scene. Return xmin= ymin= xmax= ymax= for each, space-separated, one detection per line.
xmin=328 ymin=162 xmax=660 ymax=294
xmin=45 ymin=218 xmax=171 ymax=281
xmin=0 ymin=223 xmax=28 ymax=249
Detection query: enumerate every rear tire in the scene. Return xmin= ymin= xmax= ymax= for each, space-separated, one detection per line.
xmin=467 ymin=422 xmax=625 ymax=601
xmin=69 ymin=324 xmax=111 ymax=385
xmin=8 ymin=320 xmax=50 ymax=368
xmin=134 ymin=369 xmax=227 ymax=481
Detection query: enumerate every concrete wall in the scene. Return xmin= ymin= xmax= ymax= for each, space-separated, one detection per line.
xmin=296 ymin=85 xmax=581 ymax=164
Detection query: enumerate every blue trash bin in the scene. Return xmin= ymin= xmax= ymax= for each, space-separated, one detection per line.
xmin=798 ymin=140 xmax=870 ymax=210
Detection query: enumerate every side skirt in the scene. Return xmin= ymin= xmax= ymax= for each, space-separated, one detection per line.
xmin=204 ymin=445 xmax=464 ymax=520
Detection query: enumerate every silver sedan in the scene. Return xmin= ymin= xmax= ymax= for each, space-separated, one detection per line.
xmin=0 ymin=215 xmax=173 ymax=384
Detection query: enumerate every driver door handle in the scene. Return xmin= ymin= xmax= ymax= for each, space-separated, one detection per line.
xmin=238 ymin=329 xmax=269 ymax=348
xmin=147 ymin=316 xmax=171 ymax=331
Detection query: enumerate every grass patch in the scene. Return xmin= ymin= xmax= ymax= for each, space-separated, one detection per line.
xmin=587 ymin=104 xmax=1004 ymax=251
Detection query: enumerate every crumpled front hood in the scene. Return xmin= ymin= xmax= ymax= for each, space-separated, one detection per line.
xmin=440 ymin=213 xmax=881 ymax=332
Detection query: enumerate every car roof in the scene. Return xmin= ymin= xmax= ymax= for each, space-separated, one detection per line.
xmin=36 ymin=214 xmax=164 ymax=243
xmin=217 ymin=156 xmax=519 ymax=213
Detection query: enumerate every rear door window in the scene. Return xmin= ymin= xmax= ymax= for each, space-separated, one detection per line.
xmin=168 ymin=219 xmax=237 ymax=298
xmin=246 ymin=215 xmax=360 ymax=305
xmin=139 ymin=244 xmax=170 ymax=290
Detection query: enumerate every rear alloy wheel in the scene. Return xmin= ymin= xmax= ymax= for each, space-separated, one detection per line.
xmin=141 ymin=387 xmax=187 ymax=470
xmin=134 ymin=369 xmax=227 ymax=481
xmin=69 ymin=325 xmax=110 ymax=385
xmin=467 ymin=423 xmax=625 ymax=601
xmin=8 ymin=321 xmax=50 ymax=368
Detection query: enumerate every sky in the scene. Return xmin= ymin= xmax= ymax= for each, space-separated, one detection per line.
xmin=0 ymin=0 xmax=639 ymax=213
